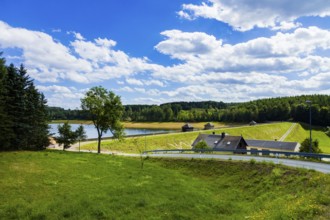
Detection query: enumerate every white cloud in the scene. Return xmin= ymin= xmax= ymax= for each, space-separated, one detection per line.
xmin=153 ymin=27 xmax=330 ymax=102
xmin=155 ymin=30 xmax=222 ymax=60
xmin=37 ymin=85 xmax=85 ymax=109
xmin=1 ymin=20 xmax=330 ymax=107
xmin=118 ymin=86 xmax=134 ymax=92
xmin=179 ymin=0 xmax=330 ymax=31
xmin=126 ymin=78 xmax=144 ymax=86
xmin=51 ymin=28 xmax=61 ymax=33
xmin=0 ymin=21 xmax=162 ymax=84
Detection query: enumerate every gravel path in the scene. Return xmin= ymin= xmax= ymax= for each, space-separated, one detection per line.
xmin=279 ymin=123 xmax=297 ymax=141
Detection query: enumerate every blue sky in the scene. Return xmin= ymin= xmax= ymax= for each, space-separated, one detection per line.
xmin=1 ymin=0 xmax=330 ymax=109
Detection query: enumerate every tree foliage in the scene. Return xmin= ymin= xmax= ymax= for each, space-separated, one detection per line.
xmin=55 ymin=122 xmax=77 ymax=150
xmin=299 ymin=138 xmax=322 ymax=153
xmin=75 ymin=125 xmax=87 ymax=151
xmin=81 ymin=86 xmax=124 ymax=153
xmin=49 ymin=95 xmax=329 ymax=127
xmin=194 ymin=140 xmax=210 ymax=150
xmin=0 ymin=54 xmax=49 ymax=151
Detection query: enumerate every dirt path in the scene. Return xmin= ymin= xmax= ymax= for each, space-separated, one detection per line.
xmin=279 ymin=123 xmax=297 ymax=141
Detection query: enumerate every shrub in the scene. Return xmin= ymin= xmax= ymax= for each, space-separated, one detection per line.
xmin=299 ymin=138 xmax=322 ymax=153
xmin=194 ymin=140 xmax=210 ymax=153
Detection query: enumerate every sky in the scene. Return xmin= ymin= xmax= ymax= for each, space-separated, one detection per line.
xmin=1 ymin=0 xmax=330 ymax=109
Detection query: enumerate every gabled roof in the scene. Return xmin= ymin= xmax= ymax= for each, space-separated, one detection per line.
xmin=246 ymin=139 xmax=300 ymax=152
xmin=191 ymin=134 xmax=247 ymax=150
xmin=215 ymin=136 xmax=247 ymax=150
xmin=191 ymin=134 xmax=221 ymax=148
xmin=182 ymin=123 xmax=194 ymax=128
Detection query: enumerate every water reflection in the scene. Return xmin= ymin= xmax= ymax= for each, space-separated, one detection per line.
xmin=49 ymin=124 xmax=174 ymax=139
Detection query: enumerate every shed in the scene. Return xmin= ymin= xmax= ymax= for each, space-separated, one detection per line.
xmin=182 ymin=123 xmax=194 ymax=132
xmin=204 ymin=122 xmax=214 ymax=130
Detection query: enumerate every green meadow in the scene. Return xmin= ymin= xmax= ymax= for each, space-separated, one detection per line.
xmin=0 ymin=151 xmax=329 ymax=219
xmin=82 ymin=122 xmax=330 ymax=153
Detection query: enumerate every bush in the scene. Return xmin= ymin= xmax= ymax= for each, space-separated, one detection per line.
xmin=194 ymin=140 xmax=210 ymax=153
xmin=299 ymin=138 xmax=322 ymax=153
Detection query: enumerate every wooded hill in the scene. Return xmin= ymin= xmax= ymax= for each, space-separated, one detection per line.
xmin=48 ymin=94 xmax=330 ymax=126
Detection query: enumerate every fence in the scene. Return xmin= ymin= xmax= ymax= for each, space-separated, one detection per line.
xmin=143 ymin=148 xmax=330 ymax=160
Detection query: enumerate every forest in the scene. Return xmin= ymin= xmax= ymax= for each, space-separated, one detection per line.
xmin=48 ymin=95 xmax=330 ymax=127
xmin=0 ymin=54 xmax=49 ymax=150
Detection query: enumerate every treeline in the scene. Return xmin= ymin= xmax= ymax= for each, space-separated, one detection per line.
xmin=48 ymin=95 xmax=330 ymax=126
xmin=0 ymin=54 xmax=49 ymax=151
xmin=220 ymin=95 xmax=330 ymax=126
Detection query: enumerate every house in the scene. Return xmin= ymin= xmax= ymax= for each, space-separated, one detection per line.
xmin=204 ymin=122 xmax=214 ymax=130
xmin=245 ymin=140 xmax=300 ymax=152
xmin=249 ymin=120 xmax=257 ymax=126
xmin=182 ymin=123 xmax=194 ymax=132
xmin=191 ymin=132 xmax=248 ymax=152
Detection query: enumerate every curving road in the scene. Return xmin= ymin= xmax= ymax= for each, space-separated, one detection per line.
xmin=142 ymin=153 xmax=330 ymax=174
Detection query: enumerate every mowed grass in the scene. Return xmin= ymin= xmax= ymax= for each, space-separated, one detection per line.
xmin=285 ymin=123 xmax=330 ymax=153
xmin=82 ymin=122 xmax=294 ymax=153
xmin=0 ymin=151 xmax=329 ymax=219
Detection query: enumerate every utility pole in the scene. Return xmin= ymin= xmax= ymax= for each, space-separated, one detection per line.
xmin=306 ymin=100 xmax=312 ymax=153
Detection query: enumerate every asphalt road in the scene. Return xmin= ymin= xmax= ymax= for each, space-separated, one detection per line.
xmin=143 ymin=153 xmax=330 ymax=174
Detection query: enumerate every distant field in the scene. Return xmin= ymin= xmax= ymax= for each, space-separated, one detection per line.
xmin=50 ymin=120 xmax=93 ymax=124
xmin=1 ymin=151 xmax=329 ymax=219
xmin=50 ymin=120 xmax=228 ymax=130
xmin=123 ymin=121 xmax=228 ymax=130
xmin=82 ymin=122 xmax=294 ymax=153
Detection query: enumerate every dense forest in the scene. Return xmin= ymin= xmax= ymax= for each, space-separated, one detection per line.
xmin=0 ymin=54 xmax=49 ymax=150
xmin=48 ymin=95 xmax=330 ymax=127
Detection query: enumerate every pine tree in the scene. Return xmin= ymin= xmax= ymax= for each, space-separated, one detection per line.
xmin=0 ymin=54 xmax=14 ymax=150
xmin=0 ymin=57 xmax=50 ymax=151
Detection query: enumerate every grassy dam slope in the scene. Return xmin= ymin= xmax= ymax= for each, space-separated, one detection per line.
xmin=81 ymin=122 xmax=330 ymax=153
xmin=0 ymin=151 xmax=329 ymax=219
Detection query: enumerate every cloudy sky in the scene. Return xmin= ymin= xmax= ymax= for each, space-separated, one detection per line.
xmin=1 ymin=0 xmax=330 ymax=109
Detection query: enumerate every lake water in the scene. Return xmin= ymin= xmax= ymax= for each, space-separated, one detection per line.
xmin=49 ymin=124 xmax=174 ymax=139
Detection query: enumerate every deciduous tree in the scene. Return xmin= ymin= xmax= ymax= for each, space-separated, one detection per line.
xmin=81 ymin=86 xmax=124 ymax=153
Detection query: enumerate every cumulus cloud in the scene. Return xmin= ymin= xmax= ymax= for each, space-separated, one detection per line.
xmin=178 ymin=0 xmax=330 ymax=31
xmin=153 ymin=27 xmax=330 ymax=101
xmin=37 ymin=85 xmax=85 ymax=109
xmin=1 ymin=20 xmax=330 ymax=107
xmin=0 ymin=21 xmax=162 ymax=84
xmin=155 ymin=30 xmax=222 ymax=60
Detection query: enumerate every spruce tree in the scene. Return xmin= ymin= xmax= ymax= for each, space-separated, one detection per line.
xmin=0 ymin=56 xmax=50 ymax=151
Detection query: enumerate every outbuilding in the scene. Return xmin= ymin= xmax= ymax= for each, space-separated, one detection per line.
xmin=182 ymin=123 xmax=194 ymax=132
xmin=204 ymin=122 xmax=214 ymax=130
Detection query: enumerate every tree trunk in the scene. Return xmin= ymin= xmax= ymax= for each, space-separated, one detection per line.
xmin=97 ymin=135 xmax=101 ymax=153
xmin=96 ymin=127 xmax=102 ymax=154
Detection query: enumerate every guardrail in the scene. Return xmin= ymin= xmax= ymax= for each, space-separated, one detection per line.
xmin=143 ymin=149 xmax=330 ymax=160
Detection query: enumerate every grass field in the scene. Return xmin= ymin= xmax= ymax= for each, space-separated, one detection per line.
xmin=0 ymin=151 xmax=329 ymax=219
xmin=82 ymin=122 xmax=296 ymax=153
xmin=285 ymin=123 xmax=330 ymax=153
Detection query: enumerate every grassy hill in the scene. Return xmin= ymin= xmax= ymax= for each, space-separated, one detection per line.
xmin=82 ymin=122 xmax=330 ymax=153
xmin=0 ymin=151 xmax=329 ymax=219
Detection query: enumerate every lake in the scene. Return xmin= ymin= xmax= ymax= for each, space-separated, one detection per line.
xmin=49 ymin=123 xmax=174 ymax=139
